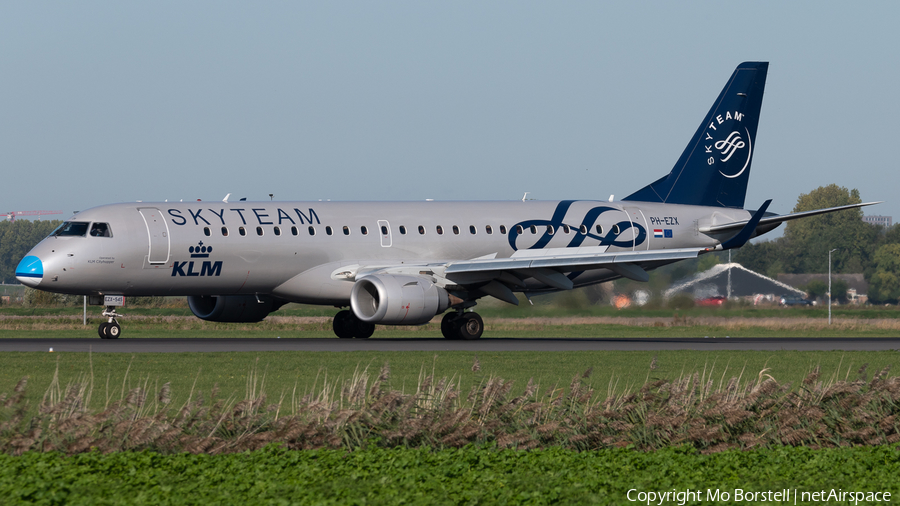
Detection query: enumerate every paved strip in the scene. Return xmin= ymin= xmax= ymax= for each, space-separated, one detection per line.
xmin=1 ymin=338 xmax=899 ymax=353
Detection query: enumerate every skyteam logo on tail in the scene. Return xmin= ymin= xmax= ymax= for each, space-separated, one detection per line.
xmin=705 ymin=111 xmax=752 ymax=179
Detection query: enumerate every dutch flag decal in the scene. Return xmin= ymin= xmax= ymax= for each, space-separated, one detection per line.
xmin=654 ymin=229 xmax=663 ymax=238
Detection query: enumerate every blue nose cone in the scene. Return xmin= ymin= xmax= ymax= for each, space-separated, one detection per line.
xmin=15 ymin=255 xmax=43 ymax=287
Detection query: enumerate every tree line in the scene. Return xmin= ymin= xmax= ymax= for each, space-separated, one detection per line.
xmin=733 ymin=184 xmax=900 ymax=303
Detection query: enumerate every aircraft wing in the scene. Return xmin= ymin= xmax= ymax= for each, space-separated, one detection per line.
xmin=699 ymin=201 xmax=881 ymax=234
xmin=443 ymin=247 xmax=704 ymax=287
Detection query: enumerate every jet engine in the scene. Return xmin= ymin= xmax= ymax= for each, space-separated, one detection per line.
xmin=187 ymin=295 xmax=287 ymax=323
xmin=350 ymin=275 xmax=450 ymax=325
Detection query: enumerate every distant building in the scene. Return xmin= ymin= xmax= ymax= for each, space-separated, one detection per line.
xmin=863 ymin=215 xmax=892 ymax=227
xmin=777 ymin=273 xmax=868 ymax=297
xmin=777 ymin=273 xmax=868 ymax=303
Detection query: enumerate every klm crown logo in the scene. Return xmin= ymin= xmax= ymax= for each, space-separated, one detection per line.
xmin=189 ymin=241 xmax=212 ymax=258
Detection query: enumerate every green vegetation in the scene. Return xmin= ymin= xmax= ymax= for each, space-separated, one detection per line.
xmin=3 ymin=351 xmax=900 ymax=455
xmin=735 ymin=184 xmax=900 ymax=304
xmin=3 ymin=297 xmax=900 ymax=319
xmin=2 ymin=445 xmax=899 ymax=505
xmin=4 ymin=350 xmax=900 ymax=416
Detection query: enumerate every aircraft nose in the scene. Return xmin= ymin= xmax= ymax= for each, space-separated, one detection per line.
xmin=15 ymin=255 xmax=43 ymax=288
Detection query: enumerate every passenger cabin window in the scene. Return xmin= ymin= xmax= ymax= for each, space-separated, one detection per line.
xmin=291 ymin=226 xmax=298 ymax=236
xmin=89 ymin=222 xmax=112 ymax=238
xmin=418 ymin=225 xmax=425 ymax=235
xmin=547 ymin=225 xmax=554 ymax=235
xmin=221 ymin=227 xmax=229 ymax=237
xmin=515 ymin=225 xmax=523 ymax=235
xmin=326 ymin=226 xmax=333 ymax=236
xmin=562 ymin=225 xmax=570 ymax=234
xmin=274 ymin=226 xmax=281 ymax=236
xmin=452 ymin=225 xmax=459 ymax=235
xmin=361 ymin=226 xmax=368 ymax=235
xmin=239 ymin=226 xmax=246 ymax=236
xmin=308 ymin=226 xmax=315 ymax=236
xmin=580 ymin=225 xmax=587 ymax=234
xmin=52 ymin=221 xmax=89 ymax=237
xmin=469 ymin=225 xmax=477 ymax=235
xmin=342 ymin=226 xmax=350 ymax=236
xmin=256 ymin=226 xmax=264 ymax=236
xmin=399 ymin=226 xmax=407 ymax=235
xmin=203 ymin=227 xmax=211 ymax=237
xmin=436 ymin=226 xmax=443 ymax=235
xmin=499 ymin=225 xmax=507 ymax=234
xmin=596 ymin=225 xmax=603 ymax=235
xmin=530 ymin=225 xmax=537 ymax=234
xmin=612 ymin=224 xmax=620 ymax=234
xmin=381 ymin=225 xmax=388 ymax=235
xmin=485 ymin=225 xmax=493 ymax=235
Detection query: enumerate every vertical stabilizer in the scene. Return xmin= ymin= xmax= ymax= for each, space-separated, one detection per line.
xmin=624 ymin=62 xmax=768 ymax=208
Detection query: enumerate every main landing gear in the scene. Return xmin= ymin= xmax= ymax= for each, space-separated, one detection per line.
xmin=98 ymin=306 xmax=123 ymax=339
xmin=440 ymin=311 xmax=484 ymax=340
xmin=329 ymin=309 xmax=485 ymax=340
xmin=332 ymin=310 xmax=376 ymax=339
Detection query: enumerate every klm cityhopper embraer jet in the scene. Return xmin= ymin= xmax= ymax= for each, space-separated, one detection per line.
xmin=16 ymin=62 xmax=878 ymax=340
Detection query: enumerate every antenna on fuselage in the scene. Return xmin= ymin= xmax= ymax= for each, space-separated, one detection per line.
xmin=609 ymin=195 xmax=615 ymax=202
xmin=522 ymin=192 xmax=529 ymax=202
xmin=223 ymin=193 xmax=231 ymax=203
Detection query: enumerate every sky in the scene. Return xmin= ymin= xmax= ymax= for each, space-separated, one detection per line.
xmin=2 ymin=2 xmax=897 ymax=234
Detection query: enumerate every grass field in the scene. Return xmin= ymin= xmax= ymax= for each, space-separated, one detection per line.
xmin=4 ymin=300 xmax=900 ymax=319
xmin=3 ymin=349 xmax=899 ymax=416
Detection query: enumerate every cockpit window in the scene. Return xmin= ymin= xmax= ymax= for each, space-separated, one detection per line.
xmin=90 ymin=223 xmax=112 ymax=237
xmin=50 ymin=221 xmax=90 ymax=237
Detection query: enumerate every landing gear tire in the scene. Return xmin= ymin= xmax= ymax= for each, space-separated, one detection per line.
xmin=107 ymin=322 xmax=121 ymax=339
xmin=458 ymin=313 xmax=484 ymax=340
xmin=333 ymin=310 xmax=376 ymax=339
xmin=441 ymin=312 xmax=462 ymax=340
xmin=355 ymin=322 xmax=375 ymax=339
xmin=333 ymin=310 xmax=357 ymax=339
xmin=441 ymin=312 xmax=483 ymax=340
xmin=98 ymin=322 xmax=110 ymax=339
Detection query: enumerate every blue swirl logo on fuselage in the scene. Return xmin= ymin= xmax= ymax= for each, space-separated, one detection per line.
xmin=508 ymin=200 xmax=646 ymax=251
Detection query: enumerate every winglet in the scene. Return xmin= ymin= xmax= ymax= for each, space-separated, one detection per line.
xmin=720 ymin=199 xmax=772 ymax=250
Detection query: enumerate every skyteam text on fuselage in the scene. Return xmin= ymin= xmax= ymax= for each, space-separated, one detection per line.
xmin=16 ymin=62 xmax=879 ymax=339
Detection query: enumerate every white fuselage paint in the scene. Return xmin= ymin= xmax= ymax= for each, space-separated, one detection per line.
xmin=23 ymin=200 xmax=752 ymax=304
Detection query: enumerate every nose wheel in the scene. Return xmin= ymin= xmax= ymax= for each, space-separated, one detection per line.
xmin=98 ymin=306 xmax=124 ymax=339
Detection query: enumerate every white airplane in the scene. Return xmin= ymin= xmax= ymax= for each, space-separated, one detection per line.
xmin=15 ymin=62 xmax=878 ymax=339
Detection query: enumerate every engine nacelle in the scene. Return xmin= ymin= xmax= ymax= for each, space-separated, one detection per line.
xmin=187 ymin=295 xmax=287 ymax=323
xmin=350 ymin=275 xmax=450 ymax=325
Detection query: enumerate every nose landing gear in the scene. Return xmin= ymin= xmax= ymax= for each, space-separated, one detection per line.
xmin=98 ymin=306 xmax=123 ymax=339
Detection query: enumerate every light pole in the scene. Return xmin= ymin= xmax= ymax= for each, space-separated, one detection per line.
xmin=828 ymin=248 xmax=837 ymax=325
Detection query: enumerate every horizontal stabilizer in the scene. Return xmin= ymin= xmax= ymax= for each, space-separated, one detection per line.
xmin=700 ymin=201 xmax=882 ymax=234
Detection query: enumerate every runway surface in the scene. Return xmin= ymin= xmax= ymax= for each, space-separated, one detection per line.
xmin=2 ymin=338 xmax=899 ymax=353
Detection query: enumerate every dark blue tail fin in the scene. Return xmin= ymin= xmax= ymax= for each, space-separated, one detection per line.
xmin=623 ymin=62 xmax=768 ymax=209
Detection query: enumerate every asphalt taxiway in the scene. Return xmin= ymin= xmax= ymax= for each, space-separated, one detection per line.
xmin=1 ymin=338 xmax=899 ymax=353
